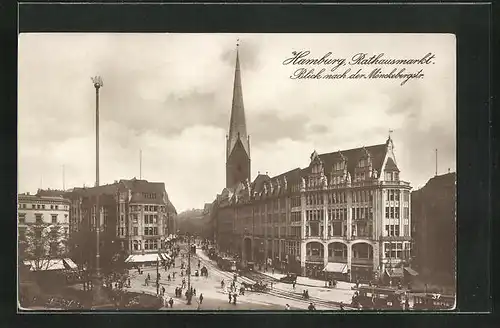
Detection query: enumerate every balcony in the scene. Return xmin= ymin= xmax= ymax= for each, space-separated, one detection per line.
xmin=380 ymin=180 xmax=411 ymax=187
xmin=351 ymin=233 xmax=373 ymax=240
xmin=381 ymin=235 xmax=411 ymax=242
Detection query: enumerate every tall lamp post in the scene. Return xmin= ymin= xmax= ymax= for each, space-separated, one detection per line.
xmin=187 ymin=233 xmax=192 ymax=304
xmin=91 ymin=75 xmax=105 ymax=306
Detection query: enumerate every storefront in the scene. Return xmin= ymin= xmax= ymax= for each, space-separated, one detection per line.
xmin=323 ymin=262 xmax=349 ymax=281
xmin=305 ymin=262 xmax=324 ymax=279
xmin=351 ymin=265 xmax=373 ymax=283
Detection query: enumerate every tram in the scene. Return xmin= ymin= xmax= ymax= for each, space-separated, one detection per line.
xmin=218 ymin=257 xmax=237 ymax=272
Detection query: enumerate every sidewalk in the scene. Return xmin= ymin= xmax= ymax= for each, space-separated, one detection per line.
xmin=258 ymin=270 xmax=355 ymax=290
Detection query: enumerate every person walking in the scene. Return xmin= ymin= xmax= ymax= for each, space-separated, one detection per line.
xmin=199 ymin=293 xmax=204 ymax=304
xmin=168 ymin=274 xmax=171 ymax=281
xmin=232 ymin=293 xmax=237 ymax=305
xmin=308 ymin=302 xmax=316 ymax=311
xmin=228 ymin=293 xmax=232 ymax=303
xmin=292 ymin=281 xmax=296 ymax=290
xmin=168 ymin=297 xmax=174 ymax=308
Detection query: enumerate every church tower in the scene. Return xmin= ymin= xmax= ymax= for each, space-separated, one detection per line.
xmin=226 ymin=42 xmax=251 ymax=188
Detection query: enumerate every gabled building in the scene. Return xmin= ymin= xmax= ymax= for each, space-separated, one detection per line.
xmin=212 ymin=45 xmax=413 ymax=283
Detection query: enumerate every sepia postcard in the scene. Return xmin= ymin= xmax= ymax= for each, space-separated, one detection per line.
xmin=17 ymin=33 xmax=456 ymax=311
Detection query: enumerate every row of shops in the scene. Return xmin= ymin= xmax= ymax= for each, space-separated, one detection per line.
xmin=305 ymin=261 xmax=418 ymax=285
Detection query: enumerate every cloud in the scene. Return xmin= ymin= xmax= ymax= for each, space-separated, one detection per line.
xmin=18 ymin=33 xmax=456 ymax=211
xmin=248 ymin=111 xmax=310 ymax=146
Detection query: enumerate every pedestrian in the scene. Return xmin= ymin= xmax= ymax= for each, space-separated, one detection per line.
xmin=162 ymin=286 xmax=166 ymax=295
xmin=233 ymin=293 xmax=237 ymax=305
xmin=199 ymin=293 xmax=204 ymax=304
xmin=193 ymin=288 xmax=196 ymax=296
xmin=168 ymin=274 xmax=171 ymax=281
xmin=272 ymin=267 xmax=275 ymax=274
xmin=285 ymin=304 xmax=290 ymax=310
xmin=308 ymin=302 xmax=316 ymax=311
xmin=169 ymin=297 xmax=174 ymax=308
xmin=292 ymin=282 xmax=296 ymax=290
xmin=145 ymin=277 xmax=148 ymax=286
xmin=339 ymin=302 xmax=345 ymax=311
xmin=147 ymin=273 xmax=151 ymax=281
xmin=228 ymin=293 xmax=232 ymax=303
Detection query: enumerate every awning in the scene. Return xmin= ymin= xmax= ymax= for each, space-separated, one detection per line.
xmin=323 ymin=262 xmax=348 ymax=274
xmin=385 ymin=268 xmax=404 ymax=278
xmin=125 ymin=253 xmax=162 ymax=263
xmin=404 ymin=267 xmax=419 ymax=276
xmin=63 ymin=258 xmax=78 ymax=270
xmin=159 ymin=253 xmax=171 ymax=261
xmin=24 ymin=259 xmax=67 ymax=271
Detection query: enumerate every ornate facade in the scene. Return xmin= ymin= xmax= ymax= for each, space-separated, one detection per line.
xmin=212 ymin=45 xmax=413 ymax=282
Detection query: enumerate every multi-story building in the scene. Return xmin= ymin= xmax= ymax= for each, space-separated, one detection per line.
xmin=35 ymin=179 xmax=177 ymax=268
xmin=212 ymin=46 xmax=413 ymax=283
xmin=68 ymin=179 xmax=176 ymax=254
xmin=411 ymin=172 xmax=456 ymax=287
xmin=18 ymin=193 xmax=71 ymax=255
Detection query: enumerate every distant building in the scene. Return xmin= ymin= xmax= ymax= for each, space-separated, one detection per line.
xmin=17 ymin=193 xmax=71 ymax=254
xmin=211 ymin=46 xmax=413 ymax=282
xmin=411 ymin=172 xmax=456 ymax=286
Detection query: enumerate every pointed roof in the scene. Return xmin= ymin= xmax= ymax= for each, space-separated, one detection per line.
xmin=227 ymin=44 xmax=250 ymax=158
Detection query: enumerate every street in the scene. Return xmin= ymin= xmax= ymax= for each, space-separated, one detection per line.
xmin=122 ymin=243 xmax=357 ymax=310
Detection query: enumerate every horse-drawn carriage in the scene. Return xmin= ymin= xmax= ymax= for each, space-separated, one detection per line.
xmin=241 ymin=281 xmax=269 ymax=292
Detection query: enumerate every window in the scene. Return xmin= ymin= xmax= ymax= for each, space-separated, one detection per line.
xmin=35 ymin=214 xmax=43 ymax=224
xmin=51 ymin=215 xmax=57 ymax=224
xmin=133 ymin=240 xmax=139 ymax=251
xmin=133 ymin=214 xmax=138 ymax=223
xmin=18 ymin=214 xmax=25 ymax=224
xmin=385 ymin=207 xmax=389 ymax=219
xmin=50 ymin=205 xmax=54 ymax=210
xmin=42 ymin=205 xmax=45 ymax=209
xmin=144 ymin=215 xmax=149 ymax=224
xmin=133 ymin=227 xmax=138 ymax=236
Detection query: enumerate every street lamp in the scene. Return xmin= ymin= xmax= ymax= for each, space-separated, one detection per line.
xmin=90 ymin=75 xmax=106 ymax=306
xmin=186 ymin=233 xmax=192 ymax=305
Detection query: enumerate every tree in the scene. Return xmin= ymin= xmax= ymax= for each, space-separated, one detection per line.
xmin=19 ymin=222 xmax=68 ymax=271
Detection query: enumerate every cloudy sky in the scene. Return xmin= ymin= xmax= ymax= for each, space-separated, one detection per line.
xmin=18 ymin=33 xmax=456 ymax=212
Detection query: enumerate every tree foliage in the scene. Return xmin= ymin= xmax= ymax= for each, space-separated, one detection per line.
xmin=19 ymin=222 xmax=68 ymax=271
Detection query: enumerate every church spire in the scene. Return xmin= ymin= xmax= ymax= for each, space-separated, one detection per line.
xmin=227 ymin=40 xmax=250 ymax=159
